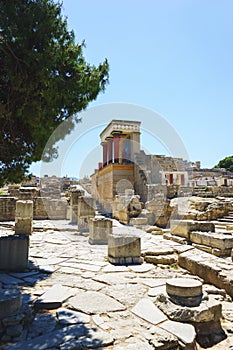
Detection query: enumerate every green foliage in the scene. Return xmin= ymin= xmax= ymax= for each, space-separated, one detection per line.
xmin=0 ymin=0 xmax=109 ymax=185
xmin=215 ymin=156 xmax=233 ymax=172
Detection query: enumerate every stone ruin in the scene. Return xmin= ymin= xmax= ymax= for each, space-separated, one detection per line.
xmin=155 ymin=278 xmax=226 ymax=348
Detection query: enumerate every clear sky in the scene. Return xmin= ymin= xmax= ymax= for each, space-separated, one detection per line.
xmin=31 ymin=0 xmax=233 ymax=178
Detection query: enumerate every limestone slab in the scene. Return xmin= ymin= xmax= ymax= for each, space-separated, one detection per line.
xmin=103 ymin=283 xmax=148 ymax=308
xmin=144 ymin=254 xmax=177 ymax=265
xmin=131 ymin=298 xmax=167 ymax=325
xmin=159 ymin=320 xmax=196 ymax=346
xmin=68 ymin=291 xmax=126 ymax=314
xmin=34 ymin=284 xmax=74 ymax=310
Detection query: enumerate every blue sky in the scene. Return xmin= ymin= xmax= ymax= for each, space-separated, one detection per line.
xmin=31 ymin=0 xmax=233 ymax=177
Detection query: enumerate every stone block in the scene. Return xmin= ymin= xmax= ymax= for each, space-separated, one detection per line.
xmin=108 ymin=234 xmax=142 ymax=265
xmin=118 ymin=210 xmax=129 ymax=224
xmin=178 ymin=248 xmax=233 ymax=298
xmin=15 ymin=218 xmax=32 ymax=235
xmin=70 ymin=190 xmax=85 ymax=224
xmin=78 ymin=218 xmax=89 ymax=232
xmin=15 ymin=200 xmax=33 ymax=235
xmin=129 ymin=217 xmax=148 ymax=226
xmin=78 ymin=197 xmax=95 ymax=219
xmin=170 ymin=220 xmax=215 ymax=240
xmin=144 ymin=255 xmax=177 ymax=265
xmin=190 ymin=231 xmax=233 ymax=250
xmin=0 ymin=235 xmax=29 ymax=271
xmin=197 ymin=221 xmax=215 ymax=233
xmin=170 ymin=220 xmax=196 ymax=239
xmin=15 ymin=200 xmax=33 ymax=218
xmin=89 ymin=217 xmax=112 ymax=244
xmin=0 ymin=197 xmax=16 ymax=221
xmin=193 ymin=243 xmax=232 ymax=257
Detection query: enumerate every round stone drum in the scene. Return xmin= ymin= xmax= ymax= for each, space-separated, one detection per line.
xmin=166 ymin=278 xmax=203 ymax=307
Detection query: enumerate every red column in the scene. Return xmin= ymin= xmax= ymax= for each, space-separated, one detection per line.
xmin=181 ymin=174 xmax=185 ymax=186
xmin=102 ymin=143 xmax=107 ymax=167
xmin=107 ymin=139 xmax=113 ymax=164
xmin=169 ymin=174 xmax=173 ymax=184
xmin=113 ymin=134 xmax=120 ymax=163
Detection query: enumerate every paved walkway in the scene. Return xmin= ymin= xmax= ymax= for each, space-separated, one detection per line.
xmin=1 ymin=219 xmax=233 ymax=349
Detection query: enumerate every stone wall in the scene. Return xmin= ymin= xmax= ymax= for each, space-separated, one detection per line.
xmin=91 ymin=164 xmax=134 ymax=213
xmin=0 ymin=197 xmax=16 ymax=221
xmin=0 ymin=197 xmax=67 ymax=221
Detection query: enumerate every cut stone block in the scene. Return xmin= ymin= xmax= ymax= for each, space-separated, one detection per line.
xmin=193 ymin=243 xmax=232 ymax=257
xmin=89 ymin=217 xmax=112 ymax=244
xmin=0 ymin=289 xmax=22 ymax=319
xmin=190 ymin=231 xmax=233 ymax=250
xmin=170 ymin=220 xmax=196 ymax=239
xmin=34 ymin=284 xmax=74 ymax=310
xmin=70 ymin=190 xmax=84 ymax=224
xmin=131 ymin=298 xmax=167 ymax=325
xmin=78 ymin=196 xmax=95 ymax=219
xmin=129 ymin=217 xmax=148 ymax=226
xmin=170 ymin=220 xmax=215 ymax=240
xmin=108 ymin=234 xmax=142 ymax=265
xmin=163 ymin=233 xmax=189 ymax=245
xmin=0 ymin=235 xmax=29 ymax=271
xmin=78 ymin=218 xmax=89 ymax=232
xmin=144 ymin=254 xmax=177 ymax=265
xmin=15 ymin=200 xmax=33 ymax=218
xmin=15 ymin=200 xmax=33 ymax=235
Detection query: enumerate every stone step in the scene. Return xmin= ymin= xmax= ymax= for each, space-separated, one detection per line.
xmin=190 ymin=231 xmax=233 ymax=250
xmin=218 ymin=218 xmax=233 ymax=223
xmin=178 ymin=248 xmax=233 ymax=298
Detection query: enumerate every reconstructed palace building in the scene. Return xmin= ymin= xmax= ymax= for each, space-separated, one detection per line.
xmin=91 ymin=120 xmax=196 ymax=212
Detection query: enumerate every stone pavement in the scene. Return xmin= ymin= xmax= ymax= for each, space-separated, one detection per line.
xmin=1 ymin=219 xmax=233 ymax=349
